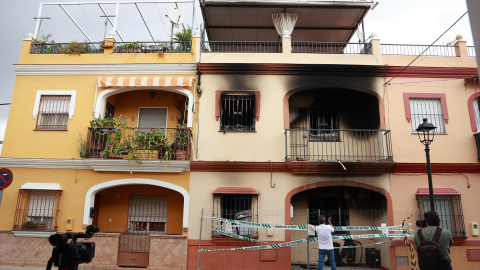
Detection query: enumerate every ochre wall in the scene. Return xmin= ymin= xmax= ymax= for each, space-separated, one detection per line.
xmin=96 ymin=184 xmax=184 ymax=234
xmin=0 ymin=167 xmax=190 ymax=233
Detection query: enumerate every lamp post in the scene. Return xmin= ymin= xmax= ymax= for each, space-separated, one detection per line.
xmin=416 ymin=118 xmax=437 ymax=211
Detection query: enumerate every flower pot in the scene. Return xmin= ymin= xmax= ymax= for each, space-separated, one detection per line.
xmin=80 ymin=152 xmax=85 ymax=158
xmin=175 ymin=150 xmax=186 ymax=160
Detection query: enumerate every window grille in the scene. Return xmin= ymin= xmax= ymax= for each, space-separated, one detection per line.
xmin=416 ymin=195 xmax=466 ymax=237
xmin=309 ymin=111 xmax=339 ymax=141
xmin=36 ymin=95 xmax=71 ymax=130
xmin=212 ymin=194 xmax=258 ymax=237
xmin=13 ymin=189 xmax=61 ymax=231
xmin=409 ymin=98 xmax=445 ymax=133
xmin=220 ymin=94 xmax=255 ymax=132
xmin=128 ymin=195 xmax=167 ymax=234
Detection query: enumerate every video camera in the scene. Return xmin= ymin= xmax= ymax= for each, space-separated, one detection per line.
xmin=46 ymin=225 xmax=99 ymax=270
xmin=416 ymin=219 xmax=427 ymax=228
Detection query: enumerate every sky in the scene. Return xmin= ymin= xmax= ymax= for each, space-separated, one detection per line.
xmin=0 ymin=0 xmax=474 ymax=153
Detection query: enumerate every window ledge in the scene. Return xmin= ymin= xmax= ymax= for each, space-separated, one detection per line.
xmin=33 ymin=129 xmax=68 ymax=131
xmin=12 ymin=230 xmax=56 ymax=237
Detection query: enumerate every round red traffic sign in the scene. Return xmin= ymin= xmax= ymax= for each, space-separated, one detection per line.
xmin=0 ymin=168 xmax=13 ymax=190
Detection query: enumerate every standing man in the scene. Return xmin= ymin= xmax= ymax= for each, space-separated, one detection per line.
xmin=315 ymin=215 xmax=337 ymax=270
xmin=413 ymin=211 xmax=453 ymax=270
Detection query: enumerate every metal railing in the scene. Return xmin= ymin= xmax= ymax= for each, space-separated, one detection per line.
xmin=285 ymin=129 xmax=393 ymax=162
xmin=31 ymin=42 xmax=104 ymax=54
xmin=475 ymin=132 xmax=480 ymax=162
xmin=381 ymin=44 xmax=457 ymax=57
xmin=292 ymin=42 xmax=371 ymax=54
xmin=201 ymin=41 xmax=282 ymax=53
xmin=85 ymin=127 xmax=191 ymax=161
xmin=467 ymin=46 xmax=477 ymax=57
xmin=114 ymin=41 xmax=191 ymax=53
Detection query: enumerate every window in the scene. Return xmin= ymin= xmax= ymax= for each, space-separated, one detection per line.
xmin=13 ymin=188 xmax=62 ymax=231
xmin=409 ymin=97 xmax=446 ymax=133
xmin=309 ymin=111 xmax=339 ymax=141
xmin=213 ymin=193 xmax=258 ymax=237
xmin=220 ymin=93 xmax=256 ymax=132
xmin=416 ymin=195 xmax=466 ymax=237
xmin=128 ymin=195 xmax=167 ymax=234
xmin=36 ymin=95 xmax=71 ymax=130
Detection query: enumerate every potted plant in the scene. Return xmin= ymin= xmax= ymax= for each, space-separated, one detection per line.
xmin=79 ymin=133 xmax=86 ymax=158
xmin=174 ymin=26 xmax=192 ymax=52
xmin=173 ymin=126 xmax=189 ymax=160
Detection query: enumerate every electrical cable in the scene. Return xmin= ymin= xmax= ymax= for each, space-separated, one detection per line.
xmin=385 ymin=11 xmax=468 ymax=85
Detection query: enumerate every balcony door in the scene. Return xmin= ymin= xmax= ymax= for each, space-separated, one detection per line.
xmin=138 ymin=107 xmax=167 ymax=132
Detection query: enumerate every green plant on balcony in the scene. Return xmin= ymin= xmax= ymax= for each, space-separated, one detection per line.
xmin=174 ymin=26 xmax=192 ymax=52
xmin=79 ymin=133 xmax=86 ymax=158
xmin=173 ymin=125 xmax=189 ymax=160
xmin=60 ymin=41 xmax=87 ymax=54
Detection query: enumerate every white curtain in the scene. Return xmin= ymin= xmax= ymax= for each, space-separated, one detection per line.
xmin=272 ymin=13 xmax=298 ymax=37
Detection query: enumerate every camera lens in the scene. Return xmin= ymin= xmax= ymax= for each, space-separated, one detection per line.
xmin=49 ymin=234 xmax=67 ymax=247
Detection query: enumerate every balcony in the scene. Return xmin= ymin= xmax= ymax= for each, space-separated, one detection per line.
xmin=85 ymin=127 xmax=192 ymax=163
xmin=285 ymin=129 xmax=394 ymax=174
xmin=31 ymin=42 xmax=104 ymax=54
xmin=114 ymin=41 xmax=192 ymax=53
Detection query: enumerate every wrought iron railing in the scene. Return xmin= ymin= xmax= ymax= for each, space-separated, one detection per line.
xmin=381 ymin=44 xmax=457 ymax=57
xmin=31 ymin=42 xmax=104 ymax=54
xmin=85 ymin=127 xmax=191 ymax=162
xmin=201 ymin=41 xmax=282 ymax=53
xmin=285 ymin=129 xmax=393 ymax=162
xmin=292 ymin=42 xmax=371 ymax=54
xmin=475 ymin=132 xmax=480 ymax=162
xmin=114 ymin=41 xmax=191 ymax=53
xmin=467 ymin=46 xmax=477 ymax=57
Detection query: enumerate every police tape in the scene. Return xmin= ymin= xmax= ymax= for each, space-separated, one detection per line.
xmin=200 ymin=233 xmax=414 ymax=252
xmin=402 ymin=216 xmax=417 ymax=270
xmin=203 ymin=216 xmax=415 ymax=231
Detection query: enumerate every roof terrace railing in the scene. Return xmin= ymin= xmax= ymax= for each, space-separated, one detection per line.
xmin=292 ymin=42 xmax=371 ymax=54
xmin=381 ymin=44 xmax=457 ymax=57
xmin=202 ymin=41 xmax=282 ymax=53
xmin=467 ymin=46 xmax=477 ymax=58
xmin=31 ymin=42 xmax=104 ymax=54
xmin=114 ymin=41 xmax=191 ymax=53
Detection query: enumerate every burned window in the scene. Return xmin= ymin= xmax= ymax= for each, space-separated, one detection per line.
xmin=213 ymin=194 xmax=258 ymax=237
xmin=220 ymin=93 xmax=256 ymax=132
xmin=309 ymin=111 xmax=339 ymax=141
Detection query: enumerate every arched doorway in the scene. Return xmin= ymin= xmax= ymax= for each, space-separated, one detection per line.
xmin=286 ymin=181 xmax=393 ymax=269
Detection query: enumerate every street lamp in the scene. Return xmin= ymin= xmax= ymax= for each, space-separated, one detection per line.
xmin=416 ymin=118 xmax=437 ymax=211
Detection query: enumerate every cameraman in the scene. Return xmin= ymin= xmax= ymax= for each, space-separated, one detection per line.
xmin=413 ymin=211 xmax=453 ymax=270
xmin=315 ymin=215 xmax=336 ymax=270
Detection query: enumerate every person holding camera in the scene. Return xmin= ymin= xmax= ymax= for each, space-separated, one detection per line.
xmin=413 ymin=211 xmax=453 ymax=270
xmin=315 ymin=215 xmax=337 ymax=270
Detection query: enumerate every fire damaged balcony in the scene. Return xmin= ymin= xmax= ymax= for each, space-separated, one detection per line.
xmin=84 ymin=127 xmax=191 ymax=163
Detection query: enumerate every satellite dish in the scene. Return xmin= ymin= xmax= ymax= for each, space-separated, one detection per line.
xmin=356 ymin=29 xmax=365 ymax=43
xmin=168 ymin=8 xmax=184 ymax=25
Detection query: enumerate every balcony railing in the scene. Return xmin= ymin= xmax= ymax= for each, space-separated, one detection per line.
xmin=114 ymin=41 xmax=191 ymax=53
xmin=381 ymin=44 xmax=457 ymax=57
xmin=85 ymin=127 xmax=191 ymax=162
xmin=292 ymin=42 xmax=371 ymax=54
xmin=475 ymin=133 xmax=480 ymax=162
xmin=285 ymin=129 xmax=393 ymax=162
xmin=201 ymin=41 xmax=282 ymax=53
xmin=467 ymin=46 xmax=477 ymax=57
xmin=31 ymin=42 xmax=104 ymax=54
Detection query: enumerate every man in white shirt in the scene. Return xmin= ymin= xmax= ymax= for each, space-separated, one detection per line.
xmin=315 ymin=215 xmax=337 ymax=270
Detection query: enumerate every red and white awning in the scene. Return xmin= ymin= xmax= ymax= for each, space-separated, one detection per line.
xmin=98 ymin=76 xmax=195 ymax=88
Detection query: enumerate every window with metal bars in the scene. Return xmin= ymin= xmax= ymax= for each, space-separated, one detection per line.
xmin=220 ymin=93 xmax=256 ymax=132
xmin=212 ymin=194 xmax=258 ymax=237
xmin=128 ymin=195 xmax=167 ymax=234
xmin=13 ymin=189 xmax=62 ymax=231
xmin=309 ymin=111 xmax=339 ymax=141
xmin=416 ymin=195 xmax=466 ymax=238
xmin=36 ymin=95 xmax=71 ymax=130
xmin=409 ymin=98 xmax=446 ymax=133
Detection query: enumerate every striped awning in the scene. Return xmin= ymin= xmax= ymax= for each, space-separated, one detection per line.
xmin=98 ymin=76 xmax=195 ymax=88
